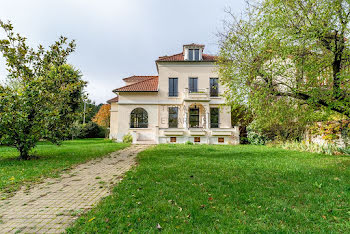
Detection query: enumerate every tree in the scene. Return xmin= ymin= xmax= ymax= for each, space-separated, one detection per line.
xmin=218 ymin=0 xmax=350 ymax=134
xmin=0 ymin=21 xmax=86 ymax=159
xmin=79 ymin=99 xmax=102 ymax=124
xmin=92 ymin=104 xmax=111 ymax=128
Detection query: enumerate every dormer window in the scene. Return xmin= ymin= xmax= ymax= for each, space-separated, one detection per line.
xmin=183 ymin=44 xmax=205 ymax=61
xmin=189 ymin=49 xmax=200 ymax=61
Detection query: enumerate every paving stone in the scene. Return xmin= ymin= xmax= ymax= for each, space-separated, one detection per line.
xmin=0 ymin=145 xmax=150 ymax=233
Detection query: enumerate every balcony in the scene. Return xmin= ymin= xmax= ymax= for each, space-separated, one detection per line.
xmin=184 ymin=88 xmax=210 ymax=101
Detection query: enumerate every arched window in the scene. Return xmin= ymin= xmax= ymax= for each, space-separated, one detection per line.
xmin=130 ymin=108 xmax=148 ymax=128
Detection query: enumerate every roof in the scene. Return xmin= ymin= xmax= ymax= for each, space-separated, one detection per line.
xmin=183 ymin=43 xmax=205 ymax=47
xmin=107 ymin=96 xmax=119 ymax=103
xmin=156 ymin=53 xmax=218 ymax=62
xmin=122 ymin=75 xmax=158 ymax=82
xmin=114 ymin=76 xmax=158 ymax=92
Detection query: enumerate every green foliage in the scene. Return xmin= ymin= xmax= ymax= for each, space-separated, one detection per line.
xmin=310 ymin=120 xmax=350 ymax=147
xmin=77 ymin=100 xmax=102 ymax=124
xmin=270 ymin=141 xmax=344 ymax=156
xmin=246 ymin=124 xmax=269 ymax=145
xmin=218 ymin=0 xmax=350 ymax=137
xmin=80 ymin=122 xmax=106 ymax=139
xmin=0 ymin=21 xmax=86 ymax=159
xmin=340 ymin=147 xmax=350 ymax=155
xmin=0 ymin=139 xmax=129 ymax=196
xmin=68 ymin=144 xmax=350 ymax=232
xmin=122 ymin=133 xmax=133 ymax=144
xmin=70 ymin=122 xmax=106 ymax=139
xmin=185 ymin=140 xmax=194 ymax=145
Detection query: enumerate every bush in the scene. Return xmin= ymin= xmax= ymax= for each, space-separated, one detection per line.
xmin=123 ymin=133 xmax=133 ymax=143
xmin=71 ymin=122 xmax=106 ymax=139
xmin=81 ymin=122 xmax=106 ymax=138
xmin=185 ymin=141 xmax=193 ymax=145
xmin=247 ymin=125 xmax=269 ymax=145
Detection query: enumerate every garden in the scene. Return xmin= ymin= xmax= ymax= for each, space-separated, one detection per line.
xmin=68 ymin=144 xmax=350 ymax=232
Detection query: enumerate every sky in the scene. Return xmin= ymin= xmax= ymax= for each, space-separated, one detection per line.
xmin=0 ymin=0 xmax=246 ymax=104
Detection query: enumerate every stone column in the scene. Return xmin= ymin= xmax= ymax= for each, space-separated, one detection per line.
xmin=206 ymin=111 xmax=209 ymax=129
xmin=183 ymin=106 xmax=188 ymax=129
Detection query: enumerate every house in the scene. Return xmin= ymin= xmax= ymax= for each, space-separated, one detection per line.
xmin=108 ymin=43 xmax=239 ymax=144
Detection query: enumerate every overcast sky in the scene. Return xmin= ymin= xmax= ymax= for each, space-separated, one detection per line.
xmin=0 ymin=0 xmax=246 ymax=104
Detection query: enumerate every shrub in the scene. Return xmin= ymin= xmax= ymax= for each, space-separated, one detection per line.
xmin=247 ymin=125 xmax=269 ymax=145
xmin=185 ymin=141 xmax=193 ymax=145
xmin=80 ymin=122 xmax=105 ymax=138
xmin=123 ymin=133 xmax=133 ymax=143
xmin=239 ymin=136 xmax=249 ymax=145
xmin=70 ymin=122 xmax=105 ymax=139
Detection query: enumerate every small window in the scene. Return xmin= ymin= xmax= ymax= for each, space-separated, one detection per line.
xmin=218 ymin=137 xmax=224 ymax=143
xmin=210 ymin=78 xmax=219 ymax=97
xmin=194 ymin=137 xmax=200 ymax=143
xmin=170 ymin=137 xmax=177 ymax=143
xmin=188 ymin=49 xmax=200 ymax=61
xmin=210 ymin=108 xmax=219 ymax=128
xmin=168 ymin=107 xmax=178 ymax=128
xmin=189 ymin=108 xmax=200 ymax=128
xmin=194 ymin=49 xmax=199 ymax=60
xmin=169 ymin=78 xmax=178 ymax=97
xmin=189 ymin=78 xmax=198 ymax=93
xmin=189 ymin=49 xmax=193 ymax=61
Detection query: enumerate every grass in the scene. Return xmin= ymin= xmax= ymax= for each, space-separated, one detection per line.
xmin=0 ymin=138 xmax=129 ymax=196
xmin=68 ymin=144 xmax=350 ymax=233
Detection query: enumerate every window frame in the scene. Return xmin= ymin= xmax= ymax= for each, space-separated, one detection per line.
xmin=194 ymin=49 xmax=199 ymax=60
xmin=210 ymin=78 xmax=219 ymax=97
xmin=168 ymin=78 xmax=178 ymax=97
xmin=130 ymin=108 xmax=148 ymax=128
xmin=210 ymin=107 xmax=220 ymax=128
xmin=189 ymin=108 xmax=200 ymax=128
xmin=189 ymin=49 xmax=193 ymax=61
xmin=188 ymin=49 xmax=200 ymax=61
xmin=168 ymin=107 xmax=178 ymax=128
xmin=218 ymin=137 xmax=224 ymax=143
xmin=188 ymin=77 xmax=198 ymax=93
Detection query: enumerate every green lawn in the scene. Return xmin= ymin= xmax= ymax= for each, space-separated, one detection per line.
xmin=68 ymin=144 xmax=350 ymax=233
xmin=0 ymin=139 xmax=129 ymax=196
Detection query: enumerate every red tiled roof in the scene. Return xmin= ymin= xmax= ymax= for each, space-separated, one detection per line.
xmin=114 ymin=76 xmax=158 ymax=92
xmin=122 ymin=75 xmax=158 ymax=82
xmin=156 ymin=53 xmax=218 ymax=62
xmin=107 ymin=96 xmax=119 ymax=103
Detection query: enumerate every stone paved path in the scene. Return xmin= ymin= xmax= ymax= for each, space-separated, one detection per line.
xmin=0 ymin=144 xmax=150 ymax=233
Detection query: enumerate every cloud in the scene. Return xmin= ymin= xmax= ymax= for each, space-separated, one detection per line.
xmin=0 ymin=0 xmax=245 ymax=103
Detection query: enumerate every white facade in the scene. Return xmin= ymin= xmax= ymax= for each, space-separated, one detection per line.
xmin=109 ymin=44 xmax=239 ymax=144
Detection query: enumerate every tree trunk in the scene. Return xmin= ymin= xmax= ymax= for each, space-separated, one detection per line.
xmin=19 ymin=147 xmax=30 ymax=160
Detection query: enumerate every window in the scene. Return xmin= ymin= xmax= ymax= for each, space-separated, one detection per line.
xmin=130 ymin=108 xmax=148 ymax=128
xmin=170 ymin=137 xmax=177 ymax=143
xmin=218 ymin=137 xmax=224 ymax=143
xmin=210 ymin=78 xmax=219 ymax=97
xmin=188 ymin=49 xmax=200 ymax=61
xmin=210 ymin=108 xmax=219 ymax=128
xmin=168 ymin=107 xmax=178 ymax=128
xmin=189 ymin=108 xmax=200 ymax=128
xmin=189 ymin=78 xmax=198 ymax=93
xmin=169 ymin=78 xmax=178 ymax=97
xmin=194 ymin=137 xmax=200 ymax=143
